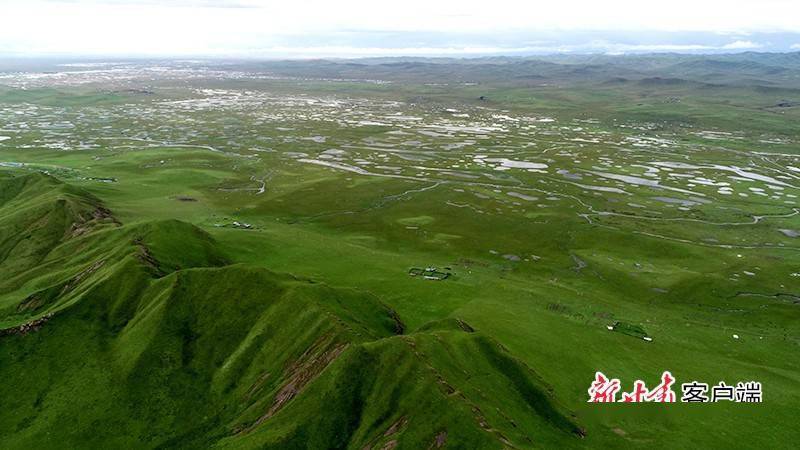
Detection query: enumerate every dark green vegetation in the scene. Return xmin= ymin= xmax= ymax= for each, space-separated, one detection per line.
xmin=0 ymin=173 xmax=581 ymax=449
xmin=0 ymin=54 xmax=799 ymax=448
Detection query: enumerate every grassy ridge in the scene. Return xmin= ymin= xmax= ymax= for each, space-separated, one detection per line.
xmin=2 ymin=55 xmax=798 ymax=447
xmin=0 ymin=173 xmax=581 ymax=449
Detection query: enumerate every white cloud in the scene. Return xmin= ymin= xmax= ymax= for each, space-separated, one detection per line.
xmin=247 ymin=46 xmax=553 ymax=58
xmin=722 ymin=40 xmax=763 ymax=49
xmin=0 ymin=0 xmax=797 ymax=56
xmin=222 ymin=42 xmax=772 ymax=59
xmin=792 ymin=43 xmax=800 ymax=49
xmin=38 ymin=0 xmax=260 ymax=7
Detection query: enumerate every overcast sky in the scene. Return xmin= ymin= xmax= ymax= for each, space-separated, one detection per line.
xmin=1 ymin=0 xmax=800 ymax=57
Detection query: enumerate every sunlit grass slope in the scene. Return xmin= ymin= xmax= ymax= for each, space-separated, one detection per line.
xmin=0 ymin=173 xmax=583 ymax=449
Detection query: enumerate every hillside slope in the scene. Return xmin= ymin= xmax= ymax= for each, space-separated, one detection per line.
xmin=0 ymin=172 xmax=115 ymax=288
xmin=0 ymin=173 xmax=583 ymax=449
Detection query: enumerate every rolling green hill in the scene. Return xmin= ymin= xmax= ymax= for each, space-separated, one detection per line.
xmin=0 ymin=173 xmax=582 ymax=449
xmin=1 ymin=54 xmax=798 ymax=448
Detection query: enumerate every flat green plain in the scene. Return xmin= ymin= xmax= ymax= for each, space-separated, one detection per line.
xmin=0 ymin=55 xmax=798 ymax=448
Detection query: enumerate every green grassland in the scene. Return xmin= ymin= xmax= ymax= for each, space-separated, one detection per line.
xmin=0 ymin=55 xmax=799 ymax=448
